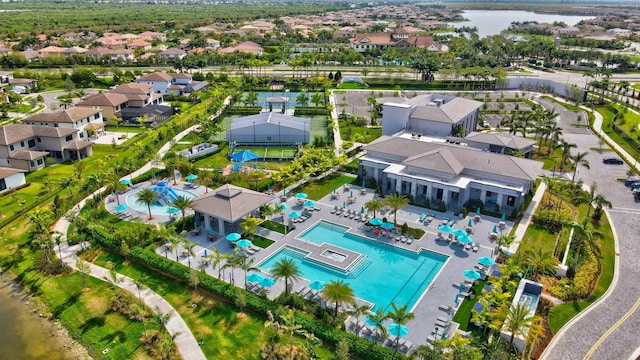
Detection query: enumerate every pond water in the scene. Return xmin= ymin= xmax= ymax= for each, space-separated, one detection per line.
xmin=0 ymin=280 xmax=77 ymax=359
xmin=448 ymin=10 xmax=594 ymax=38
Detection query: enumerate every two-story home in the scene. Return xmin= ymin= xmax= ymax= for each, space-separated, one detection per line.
xmin=350 ymin=28 xmax=441 ymax=53
xmin=135 ymin=72 xmax=209 ymax=95
xmin=159 ymin=48 xmax=186 ymax=61
xmin=75 ymin=92 xmax=129 ymax=121
xmin=108 ymin=84 xmax=171 ymax=125
xmin=0 ymin=124 xmax=93 ymax=171
xmin=0 ymin=166 xmax=26 ymax=194
xmin=22 ymin=107 xmax=105 ymax=140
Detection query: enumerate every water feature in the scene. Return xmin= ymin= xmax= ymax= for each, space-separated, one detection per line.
xmin=448 ymin=10 xmax=594 ymax=38
xmin=126 ymin=187 xmax=197 ymax=215
xmin=0 ymin=281 xmax=79 ymax=359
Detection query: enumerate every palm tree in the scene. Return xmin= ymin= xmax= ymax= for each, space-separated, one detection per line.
xmin=387 ymin=303 xmax=415 ymax=352
xmin=240 ymin=215 xmax=261 ymax=241
xmin=198 ymin=171 xmax=215 ymax=193
xmin=183 ymin=240 xmax=197 ymax=268
xmin=107 ymin=176 xmax=127 ymax=205
xmin=346 ymin=301 xmax=370 ymax=335
xmin=296 ymin=92 xmax=309 ymax=108
xmin=384 ymin=194 xmax=410 ymax=225
xmin=571 ymin=182 xmax=611 ymax=219
xmin=321 ymin=279 xmax=355 ymax=315
xmin=367 ymin=308 xmax=388 ymax=344
xmin=247 ymin=169 xmax=265 ymax=191
xmin=310 ymin=93 xmax=324 ymax=108
xmin=75 ymin=258 xmax=91 ymax=291
xmin=133 ymin=278 xmax=146 ymax=304
xmin=555 ymin=139 xmax=577 ymax=172
xmin=171 ymin=195 xmax=193 ymax=230
xmin=135 ymin=188 xmax=157 ymax=220
xmin=208 ymin=248 xmax=225 ymax=279
xmin=364 ymin=198 xmax=384 ymax=218
xmin=567 ymin=221 xmax=603 ymax=272
xmin=496 ymin=233 xmax=516 ymax=252
xmin=524 ymin=246 xmax=558 ymax=279
xmin=569 ymin=151 xmax=590 ymax=185
xmin=504 ymin=301 xmax=535 ymax=345
xmin=271 ymin=257 xmax=301 ymax=295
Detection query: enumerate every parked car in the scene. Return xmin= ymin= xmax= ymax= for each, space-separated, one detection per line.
xmin=603 ymin=157 xmax=624 ymax=164
xmin=631 ymin=182 xmax=640 ymax=190
xmin=625 ymin=178 xmax=639 ymax=187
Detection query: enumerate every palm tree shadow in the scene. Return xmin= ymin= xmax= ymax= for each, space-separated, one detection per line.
xmin=79 ymin=316 xmax=106 ymax=334
xmin=100 ymin=330 xmax=127 ymax=344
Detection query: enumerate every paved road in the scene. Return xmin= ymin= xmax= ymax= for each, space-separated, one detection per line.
xmin=541 ymin=101 xmax=640 ymax=360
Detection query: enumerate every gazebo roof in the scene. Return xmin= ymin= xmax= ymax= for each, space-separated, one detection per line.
xmin=190 ymin=184 xmax=273 ymax=222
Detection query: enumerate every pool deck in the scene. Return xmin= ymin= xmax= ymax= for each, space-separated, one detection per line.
xmin=154 ymin=185 xmax=513 ymax=348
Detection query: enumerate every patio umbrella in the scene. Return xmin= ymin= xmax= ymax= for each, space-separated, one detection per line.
xmin=453 ymin=229 xmax=467 ymax=238
xmin=467 ymin=219 xmax=473 ymax=227
xmin=295 ymin=192 xmax=308 ymax=199
xmin=458 ymin=235 xmax=473 ymax=244
xmin=278 ymin=203 xmax=289 ymax=211
xmin=309 ymin=280 xmax=325 ymax=292
xmin=166 ymin=207 xmax=180 ymax=214
xmin=230 ymin=149 xmax=261 ymax=162
xmin=343 ymin=201 xmax=346 ymax=208
xmin=362 ymin=179 xmax=365 ymax=188
xmin=388 ymin=324 xmax=409 ymax=337
xmin=360 ymin=206 xmax=365 ymax=214
xmin=283 ymin=189 xmax=286 ymax=196
xmin=246 ymin=273 xmax=264 ymax=283
xmin=114 ymin=204 xmax=129 ymax=212
xmin=501 ymin=213 xmax=506 ymax=221
xmin=381 ymin=222 xmax=394 ymax=230
xmin=186 ymin=174 xmax=198 ymax=181
xmin=438 ymin=225 xmax=454 ymax=233
xmin=476 ymin=207 xmax=481 ymax=215
xmin=259 ymin=277 xmax=275 ymax=288
xmin=464 ymin=269 xmax=482 ymax=281
xmin=492 ymin=225 xmax=498 ymax=233
xmin=288 ymin=211 xmax=302 ymax=219
xmin=120 ymin=179 xmax=131 ymax=185
xmin=236 ymin=239 xmax=252 ymax=248
xmin=304 ymin=200 xmax=316 ymax=207
xmin=333 ymin=187 xmax=336 ymax=194
xmin=226 ymin=232 xmax=242 ymax=241
xmin=369 ymin=218 xmax=383 ymax=226
xmin=204 ymin=249 xmax=207 ymax=257
xmin=478 ymin=257 xmax=496 ymax=266
xmin=454 ymin=293 xmax=460 ymax=305
xmin=350 ymin=191 xmax=353 ymax=197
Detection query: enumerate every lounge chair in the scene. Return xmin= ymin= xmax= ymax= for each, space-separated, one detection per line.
xmin=314 ymin=206 xmax=321 ymax=211
xmin=331 ymin=206 xmax=338 ymax=214
xmin=406 ymin=237 xmax=413 ymax=245
xmin=472 ymin=243 xmax=479 ymax=252
xmin=349 ymin=211 xmax=356 ymax=219
xmin=419 ymin=213 xmax=427 ymax=221
xmin=439 ymin=304 xmax=453 ymax=312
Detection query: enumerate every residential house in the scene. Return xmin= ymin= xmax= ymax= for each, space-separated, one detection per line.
xmin=218 ymin=41 xmax=263 ymax=56
xmin=350 ymin=28 xmax=441 ymax=53
xmin=108 ymin=84 xmax=172 ymax=124
xmin=127 ymin=40 xmax=152 ymax=51
xmin=0 ymin=124 xmax=93 ymax=171
xmin=22 ymin=107 xmax=105 ymax=140
xmin=85 ymin=47 xmax=135 ymax=62
xmin=159 ymin=48 xmax=186 ymax=61
xmin=135 ymin=72 xmax=209 ymax=95
xmin=0 ymin=166 xmax=26 ymax=194
xmin=138 ymin=31 xmax=166 ymax=42
xmin=75 ymin=92 xmax=129 ymax=121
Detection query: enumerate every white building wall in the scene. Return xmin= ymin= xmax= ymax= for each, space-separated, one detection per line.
xmin=407 ymin=119 xmax=451 ymax=136
xmin=2 ymin=172 xmax=26 ymax=192
xmin=382 ymin=103 xmax=412 ymax=136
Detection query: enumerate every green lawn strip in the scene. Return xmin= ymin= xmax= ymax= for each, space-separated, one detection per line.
xmin=104 ymin=125 xmax=146 ymax=133
xmin=452 ymin=279 xmax=488 ymax=331
xmin=0 ymin=182 xmax=48 ymax=215
xmin=518 ymin=224 xmax=558 ymax=256
xmin=178 ymin=131 xmax=205 ymax=143
xmin=9 ymin=103 xmax=34 ymax=113
xmin=260 ymin=220 xmax=286 ymax=234
xmin=597 ymin=105 xmax=640 ymax=161
xmin=94 ymin=251 xmax=273 ymax=359
xmin=295 ymin=174 xmax=356 ymax=200
xmin=249 ymin=234 xmax=275 ymax=248
xmin=193 ymin=143 xmax=230 ymax=168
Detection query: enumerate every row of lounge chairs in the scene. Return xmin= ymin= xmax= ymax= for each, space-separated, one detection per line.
xmin=356 ymin=327 xmax=413 ymax=354
xmin=331 ymin=206 xmax=369 ymax=222
xmin=291 ymin=209 xmax=316 ymax=223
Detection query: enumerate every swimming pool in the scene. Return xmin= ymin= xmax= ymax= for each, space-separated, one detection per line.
xmin=126 ymin=188 xmax=197 ymax=215
xmin=258 ymin=221 xmax=447 ymax=312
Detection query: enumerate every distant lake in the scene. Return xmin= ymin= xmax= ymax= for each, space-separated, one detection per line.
xmin=448 ymin=10 xmax=594 ymax=38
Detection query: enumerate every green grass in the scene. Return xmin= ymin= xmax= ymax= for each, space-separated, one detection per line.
xmin=597 ymin=104 xmax=640 ymax=164
xmin=234 ymin=146 xmax=298 ymax=159
xmin=295 ymin=174 xmax=356 ymax=200
xmin=8 ymin=103 xmax=34 ymax=113
xmin=338 ymin=119 xmax=382 ymax=144
xmin=337 ymin=82 xmax=368 ymax=89
xmin=104 ymin=125 xmax=146 ymax=133
xmin=260 ymin=219 xmax=287 ymax=234
xmin=250 ymin=234 xmax=275 ymax=248
xmin=452 ymin=279 xmax=488 ymax=331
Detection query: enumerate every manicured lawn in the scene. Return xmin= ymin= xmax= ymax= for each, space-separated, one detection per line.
xmin=518 ymin=224 xmax=559 ymax=256
xmin=9 ymin=103 xmax=34 ymax=113
xmin=250 ymin=234 xmax=276 ymax=248
xmin=338 ymin=119 xmax=382 ymax=144
xmin=597 ymin=104 xmax=640 ymax=163
xmin=234 ymin=146 xmax=298 ymax=159
xmin=0 ymin=182 xmax=49 ymax=216
xmin=452 ymin=279 xmax=488 ymax=331
xmin=295 ymin=174 xmax=356 ymax=200
xmin=104 ymin=125 xmax=146 ymax=133
xmin=193 ymin=143 xmax=291 ymax=172
xmin=260 ymin=220 xmax=287 ymax=234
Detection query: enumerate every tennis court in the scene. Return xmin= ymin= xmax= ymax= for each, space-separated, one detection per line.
xmin=233 ymin=146 xmax=298 ymax=160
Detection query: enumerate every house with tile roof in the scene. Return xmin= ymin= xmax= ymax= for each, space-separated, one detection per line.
xmin=159 ymin=48 xmax=186 ymax=61
xmin=75 ymin=92 xmax=129 ymax=120
xmin=22 ymin=107 xmax=104 ymax=140
xmin=0 ymin=166 xmax=26 ymax=194
xmin=359 ymin=135 xmax=542 ymax=213
xmin=350 ymin=28 xmax=441 ymax=53
xmin=135 ymin=72 xmax=209 ymax=95
xmin=0 ymin=124 xmax=93 ymax=171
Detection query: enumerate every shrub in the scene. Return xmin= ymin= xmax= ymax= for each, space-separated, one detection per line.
xmin=438 ymin=202 xmax=446 ymax=212
xmin=460 ymin=207 xmax=469 ymax=218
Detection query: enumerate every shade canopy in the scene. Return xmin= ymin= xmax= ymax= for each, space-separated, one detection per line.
xmin=492 ymin=225 xmax=498 ymax=233
xmin=120 ymin=179 xmax=131 ymax=185
xmin=278 ymin=203 xmax=289 ymax=211
xmin=166 ymin=207 xmax=180 ymax=214
xmin=309 ymin=280 xmax=325 ymax=291
xmin=303 ymin=200 xmax=316 ymax=207
xmin=464 ymin=269 xmax=482 ymax=280
xmin=501 ymin=213 xmax=506 ymax=221
xmin=453 ymin=229 xmax=467 ymax=238
xmin=438 ymin=225 xmax=454 ymax=233
xmin=369 ymin=218 xmax=383 ymax=226
xmin=186 ymin=174 xmax=198 ymax=181
xmin=476 ymin=207 xmax=481 ymax=215
xmin=230 ymin=149 xmax=261 ymax=162
xmin=381 ymin=222 xmax=394 ymax=230
xmin=295 ymin=193 xmax=308 ymax=199
xmin=226 ymin=232 xmax=242 ymax=241
xmin=478 ymin=257 xmax=496 ymax=266
xmin=287 ymin=211 xmax=302 ymax=219
xmin=236 ymin=239 xmax=252 ymax=248
xmin=246 ymin=273 xmax=264 ymax=283
xmin=259 ymin=277 xmax=275 ymax=288
xmin=388 ymin=323 xmax=409 ymax=337
xmin=114 ymin=204 xmax=129 ymax=212
xmin=458 ymin=235 xmax=473 ymax=244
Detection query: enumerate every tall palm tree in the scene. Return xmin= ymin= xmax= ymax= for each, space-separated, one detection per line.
xmin=240 ymin=216 xmax=261 ymax=241
xmin=270 ymin=257 xmax=301 ymax=295
xmin=364 ymin=198 xmax=384 ymax=218
xmin=367 ymin=308 xmax=388 ymax=344
xmin=504 ymin=301 xmax=535 ymax=345
xmin=383 ymin=194 xmax=410 ymax=225
xmin=346 ymin=301 xmax=370 ymax=335
xmin=183 ymin=240 xmax=197 ymax=268
xmin=107 ymin=176 xmax=128 ymax=205
xmin=198 ymin=171 xmax=215 ymax=193
xmin=136 ymin=188 xmax=158 ymax=220
xmin=321 ymin=279 xmax=355 ymax=315
xmin=571 ymin=182 xmax=611 ymax=219
xmin=567 ymin=221 xmax=603 ymax=272
xmin=524 ymin=246 xmax=558 ymax=280
xmin=311 ymin=93 xmax=324 ymax=108
xmin=555 ymin=139 xmax=577 ymax=172
xmin=207 ymin=248 xmax=225 ymax=279
xmin=171 ymin=195 xmax=193 ymax=230
xmin=387 ymin=303 xmax=415 ymax=352
xmin=569 ymin=151 xmax=590 ymax=185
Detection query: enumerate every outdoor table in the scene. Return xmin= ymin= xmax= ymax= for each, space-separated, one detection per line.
xmin=499 ymin=221 xmax=506 ymax=227
xmin=348 ymin=197 xmax=356 ymax=204
xmin=490 ymin=232 xmax=498 ymax=239
xmin=280 ymin=195 xmax=288 ymax=202
xmin=465 ymin=227 xmax=473 ymax=234
xmin=343 ymin=185 xmax=351 ymax=191
xmin=190 ymin=228 xmax=201 ymax=235
xmin=330 ymin=193 xmax=338 ymax=199
xmin=360 ymin=188 xmax=367 ymax=195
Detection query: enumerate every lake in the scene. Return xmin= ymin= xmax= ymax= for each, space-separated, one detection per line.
xmin=448 ymin=10 xmax=594 ymax=38
xmin=0 ymin=280 xmax=78 ymax=359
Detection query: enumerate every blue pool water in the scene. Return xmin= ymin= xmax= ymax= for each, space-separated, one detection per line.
xmin=254 ymin=92 xmax=314 ymax=108
xmin=258 ymin=221 xmax=447 ymax=312
xmin=126 ymin=188 xmax=197 ymax=215
xmin=519 ymin=293 xmax=540 ymax=317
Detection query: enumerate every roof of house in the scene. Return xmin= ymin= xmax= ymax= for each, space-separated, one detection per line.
xmin=403 ymin=95 xmax=482 ymax=124
xmin=9 ymin=78 xmax=36 ymax=85
xmin=160 ymin=48 xmax=186 ymax=55
xmin=363 ymin=136 xmax=541 ymax=181
xmin=0 ymin=166 xmax=26 ymax=179
xmin=23 ymin=107 xmax=101 ymax=124
xmin=66 ymin=140 xmax=93 ymax=150
xmin=39 ymin=46 xmax=66 ymax=53
xmin=109 ymin=83 xmax=153 ymax=95
xmin=9 ymin=150 xmax=49 ymax=160
xmin=136 ymin=72 xmax=175 ymax=82
xmin=0 ymin=124 xmax=77 ymax=145
xmin=464 ymin=132 xmax=536 ymax=150
xmin=76 ymin=92 xmax=129 ymax=107
xmin=229 ymin=112 xmax=310 ymax=132
xmin=190 ymin=184 xmax=273 ymax=222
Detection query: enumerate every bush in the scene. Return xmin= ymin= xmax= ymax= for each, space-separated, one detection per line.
xmin=461 ymin=207 xmax=469 ymax=218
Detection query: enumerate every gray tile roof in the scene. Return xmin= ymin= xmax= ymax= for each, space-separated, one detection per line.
xmin=403 ymin=147 xmax=463 ymax=175
xmin=229 ymin=112 xmax=310 ymax=131
xmin=9 ymin=150 xmax=49 ymax=160
xmin=0 ymin=124 xmax=76 ymax=145
xmin=0 ymin=166 xmax=26 ymax=179
xmin=408 ymin=97 xmax=482 ymax=124
xmin=76 ymin=92 xmax=129 ymax=107
xmin=190 ymin=184 xmax=273 ymax=222
xmin=23 ymin=107 xmax=101 ymax=124
xmin=464 ymin=132 xmax=536 ymax=149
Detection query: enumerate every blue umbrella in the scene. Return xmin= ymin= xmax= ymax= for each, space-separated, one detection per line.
xmin=204 ymin=249 xmax=207 ymax=257
xmin=467 ymin=219 xmax=472 ymax=227
xmin=458 ymin=235 xmax=473 ymax=244
xmin=226 ymin=232 xmax=242 ymax=241
xmin=278 ymin=203 xmax=289 ymax=211
xmin=492 ymin=225 xmax=498 ymax=233
xmin=360 ymin=206 xmax=365 ymax=214
xmin=454 ymin=293 xmax=459 ymax=305
xmin=333 ymin=187 xmax=336 ymax=194
xmin=309 ymin=280 xmax=325 ymax=291
xmin=350 ymin=191 xmax=353 ymax=197
xmin=259 ymin=277 xmax=275 ymax=288
xmin=369 ymin=218 xmax=383 ymax=226
xmin=114 ymin=204 xmax=128 ymax=212
xmin=295 ymin=193 xmax=308 ymax=199
xmin=120 ymin=179 xmax=131 ymax=185
xmin=246 ymin=273 xmax=264 ymax=283
xmin=283 ymin=189 xmax=286 ymax=196
xmin=230 ymin=149 xmax=261 ymax=162
xmin=186 ymin=174 xmax=198 ymax=181
xmin=464 ymin=269 xmax=482 ymax=281
xmin=476 ymin=207 xmax=481 ymax=215
xmin=366 ymin=315 xmax=384 ymax=327
xmin=381 ymin=222 xmax=394 ymax=230
xmin=304 ymin=200 xmax=316 ymax=207
xmin=362 ymin=179 xmax=365 ymax=188
xmin=501 ymin=213 xmax=506 ymax=221
xmin=388 ymin=324 xmax=409 ymax=337
xmin=343 ymin=201 xmax=346 ymax=208
xmin=453 ymin=229 xmax=467 ymax=238
xmin=236 ymin=239 xmax=252 ymax=248
xmin=439 ymin=225 xmax=454 ymax=233
xmin=166 ymin=207 xmax=180 ymax=214
xmin=478 ymin=257 xmax=496 ymax=266
xmin=288 ymin=211 xmax=302 ymax=219
xmin=267 ymin=182 xmax=270 ymax=191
